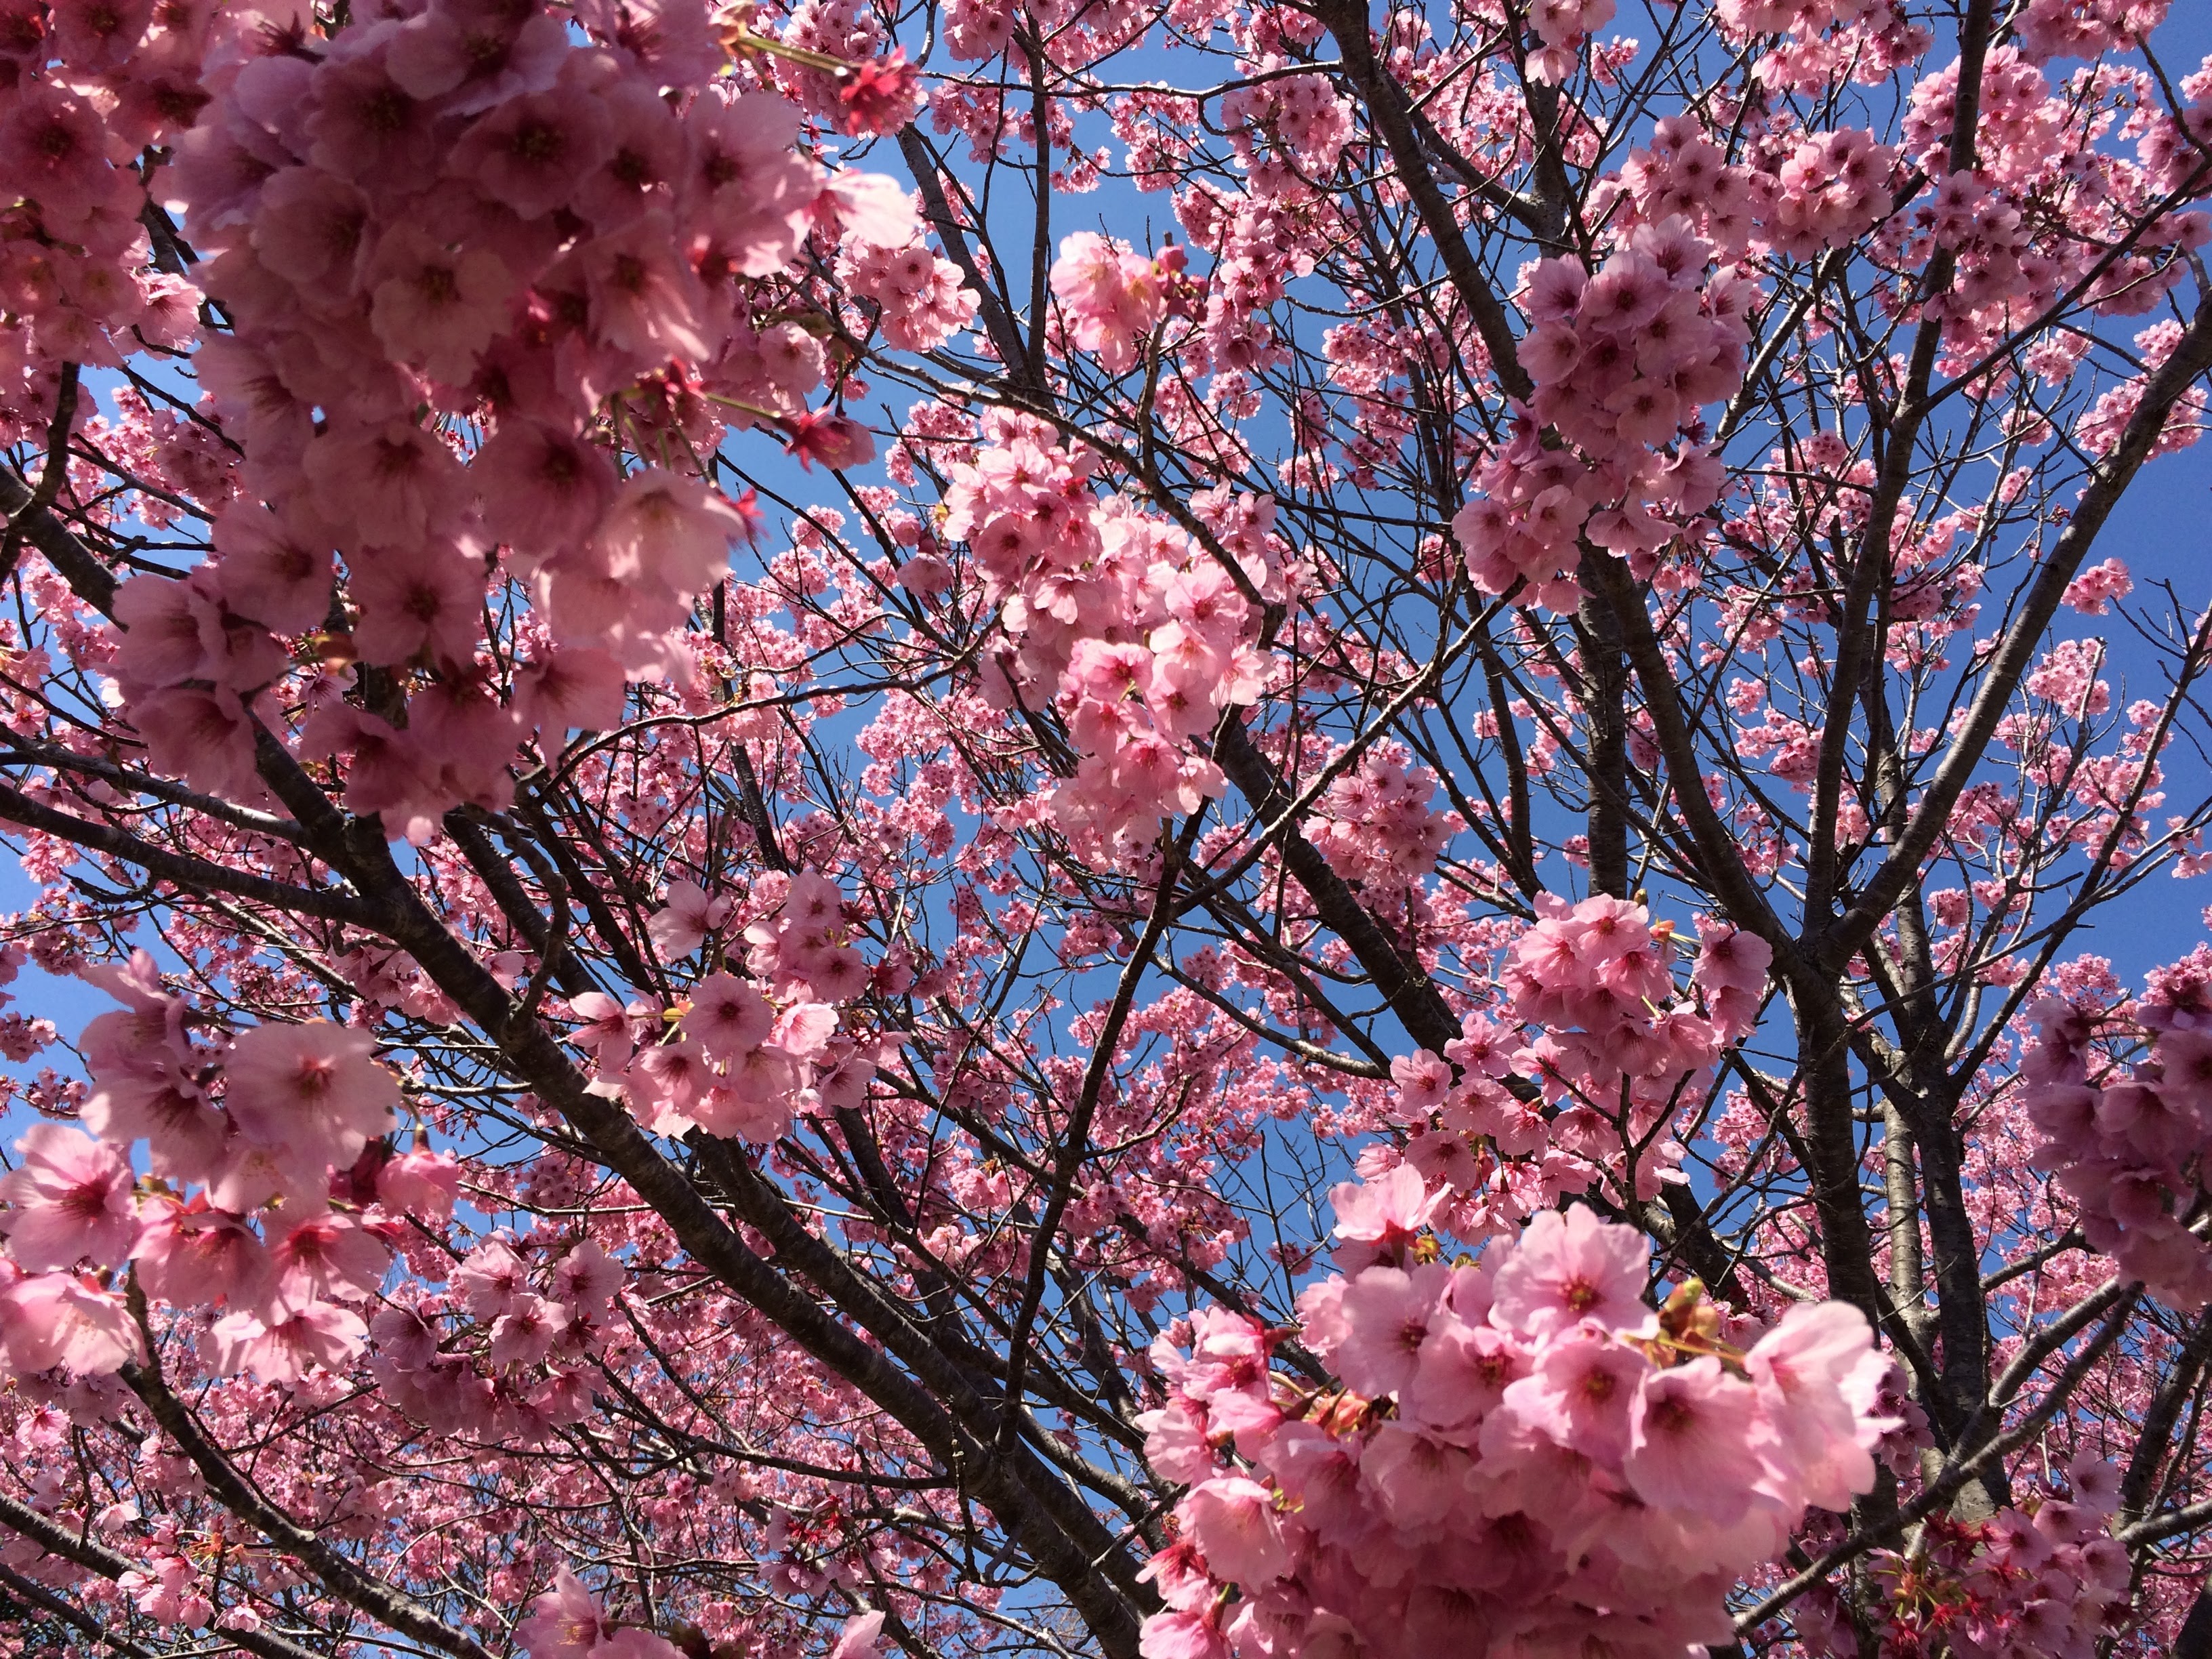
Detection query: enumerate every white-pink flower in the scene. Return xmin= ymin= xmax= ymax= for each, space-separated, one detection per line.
xmin=515 ymin=1569 xmax=608 ymax=1659
xmin=829 ymin=1611 xmax=886 ymax=1659
xmin=1331 ymin=1263 xmax=1443 ymax=1398
xmin=647 ymin=878 xmax=732 ymax=960
xmin=0 ymin=1267 xmax=146 ymax=1376
xmin=209 ymin=1300 xmax=368 ymax=1382
xmin=1491 ymin=1323 xmax=1641 ymax=1464
xmin=1179 ymin=1475 xmax=1290 ymax=1587
xmin=1327 ymin=1162 xmax=1441 ymax=1263
xmin=686 ymin=972 xmax=773 ymax=1061
xmin=1744 ymin=1300 xmax=1888 ymax=1512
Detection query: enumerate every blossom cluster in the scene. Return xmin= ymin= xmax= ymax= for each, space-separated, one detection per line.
xmin=0 ymin=0 xmax=207 ymax=434
xmin=1524 ymin=0 xmax=1616 ymax=84
xmin=2023 ymin=961 xmax=2212 ymax=1308
xmin=1136 ymin=1206 xmax=1896 ymax=1659
xmin=1899 ymin=45 xmax=2206 ymax=341
xmin=579 ymin=869 xmax=878 ymax=1141
xmin=939 ymin=413 xmax=1284 ymax=848
xmin=519 ymin=1568 xmax=884 ymax=1659
xmin=2013 ymin=0 xmax=2172 ymax=65
xmin=1220 ymin=69 xmax=1353 ymax=186
xmin=1798 ymin=1465 xmax=2133 ymax=1659
xmin=1766 ymin=126 xmax=1900 ymax=256
xmin=1378 ymin=897 xmax=1774 ymax=1232
xmin=0 ymin=951 xmax=422 ymax=1385
xmin=1451 ymin=220 xmax=1743 ymax=607
xmin=1049 ymin=231 xmax=1194 ymax=375
xmin=1615 ymin=115 xmax=1769 ymax=253
xmin=1616 ymin=118 xmax=1898 ymax=259
xmin=840 ymin=227 xmax=980 ymax=354
xmin=121 ymin=0 xmax=917 ymax=838
xmin=1308 ymin=748 xmax=1454 ymax=883
xmin=1612 ymin=75 xmax=2209 ymax=385
xmin=369 ymin=1236 xmax=621 ymax=1443
xmin=5 ymin=0 xmax=2212 ymax=1652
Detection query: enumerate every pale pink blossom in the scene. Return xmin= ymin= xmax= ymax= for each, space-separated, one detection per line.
xmin=1179 ymin=1475 xmax=1290 ymax=1587
xmin=514 ymin=645 xmax=628 ymax=743
xmin=134 ymin=1199 xmax=274 ymax=1311
xmin=210 ymin=1302 xmax=369 ymax=1382
xmin=1624 ymin=1355 xmax=1764 ymax=1521
xmin=0 ymin=1267 xmax=145 ymax=1376
xmin=1361 ymin=1420 xmax=1475 ymax=1525
xmin=649 ymin=878 xmax=733 ymax=959
xmin=223 ymin=1022 xmax=401 ymax=1176
xmin=1330 ymin=1264 xmax=1441 ymax=1397
xmin=0 ymin=1124 xmax=141 ymax=1271
xmin=211 ymin=501 xmax=337 ymax=636
xmin=1327 ymin=1163 xmax=1440 ymax=1267
xmin=550 ymin=1240 xmax=623 ymax=1311
xmin=475 ymin=421 xmax=619 ymax=560
xmin=687 ymin=972 xmax=773 ymax=1060
xmin=304 ymin=420 xmax=468 ymax=544
xmin=489 ymin=1293 xmax=562 ymax=1367
xmin=270 ymin=1211 xmax=391 ymax=1308
xmin=449 ymin=86 xmax=615 ymax=220
xmin=84 ymin=1070 xmax=228 ymax=1185
xmin=1744 ymin=1300 xmax=1887 ymax=1512
xmin=348 ymin=540 xmax=488 ymax=670
xmin=455 ymin=1240 xmax=532 ymax=1319
xmin=1492 ymin=1324 xmax=1642 ymax=1463
xmin=516 ymin=1570 xmax=608 ymax=1659
xmin=377 ymin=1148 xmax=462 ymax=1219
xmin=249 ymin=166 xmax=372 ymax=289
xmin=367 ymin=225 xmax=516 ymax=384
xmin=593 ymin=470 xmax=754 ymax=600
xmin=829 ymin=1611 xmax=886 ymax=1659
xmin=1489 ymin=1205 xmax=1651 ymax=1339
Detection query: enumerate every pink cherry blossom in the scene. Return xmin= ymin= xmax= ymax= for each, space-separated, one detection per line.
xmin=5 ymin=2 xmax=2212 ymax=1652
xmin=516 ymin=1570 xmax=609 ymax=1659
xmin=0 ymin=1267 xmax=145 ymax=1376
xmin=223 ymin=1022 xmax=401 ymax=1177
xmin=209 ymin=1300 xmax=369 ymax=1382
xmin=648 ymin=879 xmax=732 ymax=960
xmin=1623 ymin=1355 xmax=1763 ymax=1521
xmin=0 ymin=1123 xmax=141 ymax=1271
xmin=1489 ymin=1205 xmax=1651 ymax=1340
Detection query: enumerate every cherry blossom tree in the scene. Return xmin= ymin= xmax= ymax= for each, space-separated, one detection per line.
xmin=4 ymin=0 xmax=2212 ymax=1654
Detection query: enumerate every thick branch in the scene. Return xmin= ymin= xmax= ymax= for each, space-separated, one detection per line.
xmin=1212 ymin=716 xmax=1461 ymax=1054
xmin=0 ymin=779 xmax=375 ymax=926
xmin=0 ymin=459 xmax=120 ymax=615
xmin=0 ymin=1492 xmax=328 ymax=1659
xmin=1312 ymin=0 xmax=1531 ymax=400
xmin=119 ymin=1345 xmax=493 ymax=1659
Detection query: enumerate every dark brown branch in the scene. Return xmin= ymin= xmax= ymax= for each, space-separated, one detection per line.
xmin=1312 ymin=0 xmax=1531 ymax=401
xmin=119 ymin=1335 xmax=492 ymax=1659
xmin=0 ymin=1474 xmax=357 ymax=1659
xmin=1 ymin=363 xmax=82 ymax=586
xmin=0 ymin=779 xmax=375 ymax=926
xmin=1212 ymin=716 xmax=1461 ymax=1055
xmin=0 ymin=449 xmax=120 ymax=615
